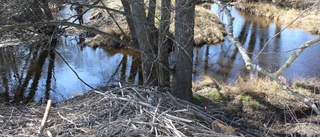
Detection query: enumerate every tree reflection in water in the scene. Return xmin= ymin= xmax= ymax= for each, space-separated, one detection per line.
xmin=0 ymin=37 xmax=142 ymax=104
xmin=1 ymin=5 xmax=319 ymax=104
xmin=193 ymin=5 xmax=320 ymax=84
xmin=0 ymin=40 xmax=56 ymax=104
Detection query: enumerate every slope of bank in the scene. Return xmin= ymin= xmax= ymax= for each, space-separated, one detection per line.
xmin=235 ymin=2 xmax=320 ymax=35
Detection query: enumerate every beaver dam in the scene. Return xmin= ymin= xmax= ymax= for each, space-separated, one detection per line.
xmin=0 ymin=86 xmax=245 ymax=136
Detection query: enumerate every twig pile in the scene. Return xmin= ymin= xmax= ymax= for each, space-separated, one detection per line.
xmin=0 ymin=85 xmax=239 ymax=136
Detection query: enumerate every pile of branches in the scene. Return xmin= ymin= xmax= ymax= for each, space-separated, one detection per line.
xmin=0 ymin=85 xmax=244 ymax=136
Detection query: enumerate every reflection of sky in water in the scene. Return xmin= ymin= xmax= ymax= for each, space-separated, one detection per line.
xmin=198 ymin=4 xmax=320 ymax=83
xmin=51 ymin=36 xmax=124 ymax=101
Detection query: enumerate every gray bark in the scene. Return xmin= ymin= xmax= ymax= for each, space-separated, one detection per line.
xmin=172 ymin=0 xmax=195 ymax=101
xmin=157 ymin=0 xmax=171 ymax=87
xmin=121 ymin=0 xmax=139 ymax=48
xmin=130 ymin=0 xmax=158 ymax=86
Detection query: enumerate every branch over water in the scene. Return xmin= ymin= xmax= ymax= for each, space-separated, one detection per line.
xmin=216 ymin=0 xmax=320 ymax=115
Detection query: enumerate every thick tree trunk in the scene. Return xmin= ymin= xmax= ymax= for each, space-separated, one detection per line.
xmin=130 ymin=0 xmax=158 ymax=86
xmin=172 ymin=0 xmax=195 ymax=101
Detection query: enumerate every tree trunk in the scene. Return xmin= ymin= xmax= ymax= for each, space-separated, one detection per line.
xmin=120 ymin=0 xmax=139 ymax=48
xmin=130 ymin=0 xmax=158 ymax=86
xmin=158 ymin=0 xmax=171 ymax=87
xmin=172 ymin=0 xmax=195 ymax=101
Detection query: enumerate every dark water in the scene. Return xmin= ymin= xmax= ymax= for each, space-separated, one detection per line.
xmin=0 ymin=4 xmax=319 ymax=103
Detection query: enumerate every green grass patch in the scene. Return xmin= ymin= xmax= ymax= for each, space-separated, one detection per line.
xmin=193 ymin=95 xmax=201 ymax=101
xmin=208 ymin=89 xmax=223 ymax=101
xmin=241 ymin=95 xmax=251 ymax=102
xmin=250 ymin=101 xmax=264 ymax=110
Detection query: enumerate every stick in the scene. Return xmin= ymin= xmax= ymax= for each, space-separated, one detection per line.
xmin=38 ymin=100 xmax=52 ymax=136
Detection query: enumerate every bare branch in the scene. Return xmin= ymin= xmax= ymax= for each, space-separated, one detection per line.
xmin=70 ymin=2 xmax=126 ymax=15
xmin=54 ymin=49 xmax=95 ymax=90
xmin=274 ymin=37 xmax=320 ymax=78
xmin=0 ymin=21 xmax=128 ymax=46
xmin=217 ymin=0 xmax=320 ymax=115
xmin=253 ymin=1 xmax=320 ymax=62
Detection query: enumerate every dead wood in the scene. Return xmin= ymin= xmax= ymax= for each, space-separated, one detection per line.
xmin=0 ymin=85 xmax=242 ymax=136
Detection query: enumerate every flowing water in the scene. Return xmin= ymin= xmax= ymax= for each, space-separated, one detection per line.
xmin=0 ymin=4 xmax=319 ymax=103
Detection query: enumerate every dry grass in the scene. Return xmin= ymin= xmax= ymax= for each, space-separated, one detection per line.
xmin=194 ymin=4 xmax=227 ymax=46
xmin=193 ymin=73 xmax=320 ymax=136
xmin=235 ymin=2 xmax=320 ymax=34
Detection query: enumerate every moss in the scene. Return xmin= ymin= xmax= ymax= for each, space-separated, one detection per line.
xmin=193 ymin=95 xmax=201 ymax=101
xmin=250 ymin=101 xmax=264 ymax=110
xmin=241 ymin=95 xmax=251 ymax=102
xmin=208 ymin=89 xmax=223 ymax=101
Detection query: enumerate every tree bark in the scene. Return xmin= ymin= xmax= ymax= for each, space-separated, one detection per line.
xmin=120 ymin=0 xmax=139 ymax=48
xmin=172 ymin=0 xmax=195 ymax=101
xmin=158 ymin=0 xmax=172 ymax=87
xmin=130 ymin=0 xmax=158 ymax=86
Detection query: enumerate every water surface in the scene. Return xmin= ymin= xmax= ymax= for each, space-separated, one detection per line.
xmin=193 ymin=4 xmax=320 ymax=83
xmin=1 ymin=4 xmax=319 ymax=103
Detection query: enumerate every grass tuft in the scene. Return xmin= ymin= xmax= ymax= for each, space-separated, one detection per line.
xmin=208 ymin=89 xmax=223 ymax=101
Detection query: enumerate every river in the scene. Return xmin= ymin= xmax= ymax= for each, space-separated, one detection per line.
xmin=0 ymin=4 xmax=319 ymax=103
xmin=193 ymin=4 xmax=320 ymax=83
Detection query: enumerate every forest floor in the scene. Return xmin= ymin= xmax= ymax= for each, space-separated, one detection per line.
xmin=0 ymin=75 xmax=319 ymax=136
xmin=234 ymin=1 xmax=320 ymax=35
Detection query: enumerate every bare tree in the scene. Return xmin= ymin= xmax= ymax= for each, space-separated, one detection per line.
xmin=120 ymin=0 xmax=196 ymax=101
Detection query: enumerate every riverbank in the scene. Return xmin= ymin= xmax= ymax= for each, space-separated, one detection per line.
xmin=193 ymin=74 xmax=320 ymax=136
xmin=1 ymin=75 xmax=319 ymax=136
xmin=235 ymin=1 xmax=320 ymax=34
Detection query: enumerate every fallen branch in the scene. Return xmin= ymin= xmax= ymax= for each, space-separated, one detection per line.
xmin=273 ymin=37 xmax=320 ymax=78
xmin=216 ymin=0 xmax=320 ymax=115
